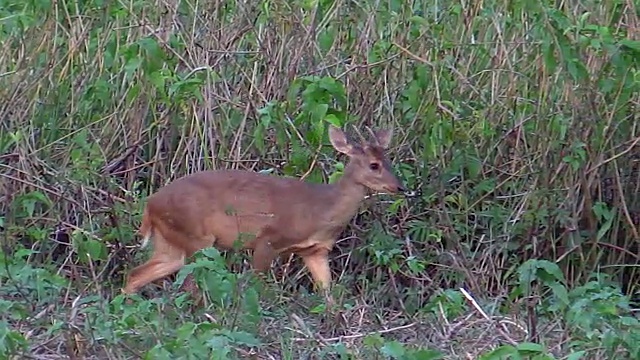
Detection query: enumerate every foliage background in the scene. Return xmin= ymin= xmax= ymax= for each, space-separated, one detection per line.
xmin=1 ymin=0 xmax=639 ymax=358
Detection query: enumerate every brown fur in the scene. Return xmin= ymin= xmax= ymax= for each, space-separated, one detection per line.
xmin=122 ymin=125 xmax=405 ymax=300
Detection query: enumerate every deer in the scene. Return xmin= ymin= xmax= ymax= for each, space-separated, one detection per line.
xmin=121 ymin=124 xmax=406 ymax=307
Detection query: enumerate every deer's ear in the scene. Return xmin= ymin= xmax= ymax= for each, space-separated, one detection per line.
xmin=328 ymin=125 xmax=355 ymax=155
xmin=373 ymin=129 xmax=393 ymax=149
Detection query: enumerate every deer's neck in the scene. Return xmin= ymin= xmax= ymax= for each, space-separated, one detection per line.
xmin=326 ymin=165 xmax=367 ymax=225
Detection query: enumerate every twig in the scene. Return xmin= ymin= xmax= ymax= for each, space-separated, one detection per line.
xmin=459 ymin=287 xmax=521 ymax=346
xmin=292 ymin=322 xmax=416 ymax=342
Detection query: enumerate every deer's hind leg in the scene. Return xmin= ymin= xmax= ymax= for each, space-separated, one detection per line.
xmin=123 ymin=232 xmax=187 ymax=294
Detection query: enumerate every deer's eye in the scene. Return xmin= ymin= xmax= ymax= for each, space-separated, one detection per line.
xmin=369 ymin=163 xmax=380 ymax=171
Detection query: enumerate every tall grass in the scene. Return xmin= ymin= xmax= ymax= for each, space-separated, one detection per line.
xmin=1 ymin=0 xmax=639 ymax=358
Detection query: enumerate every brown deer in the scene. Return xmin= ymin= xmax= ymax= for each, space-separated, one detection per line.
xmin=122 ymin=125 xmax=405 ymax=304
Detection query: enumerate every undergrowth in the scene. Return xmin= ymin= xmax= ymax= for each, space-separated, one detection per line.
xmin=1 ymin=0 xmax=639 ymax=358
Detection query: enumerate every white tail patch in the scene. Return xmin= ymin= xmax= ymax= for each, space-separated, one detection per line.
xmin=140 ymin=231 xmax=151 ymax=249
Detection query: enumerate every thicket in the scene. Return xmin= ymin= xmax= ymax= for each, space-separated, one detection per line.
xmin=1 ymin=0 xmax=639 ymax=358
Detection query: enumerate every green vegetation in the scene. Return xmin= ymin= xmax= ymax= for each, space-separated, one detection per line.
xmin=1 ymin=0 xmax=639 ymax=358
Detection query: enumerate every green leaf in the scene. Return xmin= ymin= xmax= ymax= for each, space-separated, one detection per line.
xmin=548 ymin=281 xmax=569 ymax=307
xmin=124 ymin=57 xmax=142 ymax=77
xmin=328 ymin=161 xmax=344 ymax=184
xmin=207 ymin=336 xmax=231 ymax=356
xmin=478 ymin=345 xmax=519 ymax=360
xmin=620 ymin=39 xmax=640 ymax=52
xmin=409 ymin=349 xmax=444 ymax=360
xmin=363 ymin=333 xmax=384 ymax=348
xmin=310 ymin=303 xmax=326 ymax=314
xmin=381 ymin=340 xmax=406 ymax=358
xmin=311 ymin=103 xmax=329 ymax=123
xmin=148 ymin=71 xmax=166 ymax=91
xmin=225 ymin=330 xmax=261 ymax=347
xmin=465 ymin=155 xmax=482 ymax=179
xmin=22 ymin=198 xmax=36 ymax=217
xmin=176 ymin=322 xmax=197 ymax=340
xmin=515 ymin=342 xmax=545 ymax=353
xmin=566 ymin=58 xmax=589 ymax=82
xmin=84 ymin=239 xmax=107 ymax=260
xmin=408 ymin=15 xmax=429 ymax=27
xmin=318 ymin=27 xmax=335 ymax=55
xmin=537 ymin=260 xmax=566 ymax=283
xmin=566 ymin=350 xmax=586 ymax=360
xmin=474 ymin=178 xmax=496 ymax=194
xmin=325 ymin=114 xmax=341 ymax=127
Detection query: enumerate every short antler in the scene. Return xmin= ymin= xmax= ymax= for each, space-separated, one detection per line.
xmin=351 ymin=124 xmax=368 ymax=145
xmin=365 ymin=126 xmax=379 ymax=146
